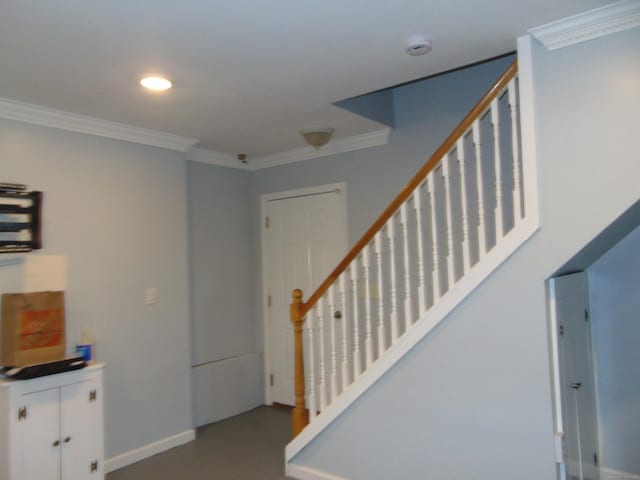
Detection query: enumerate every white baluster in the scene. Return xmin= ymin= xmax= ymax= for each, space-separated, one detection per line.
xmin=386 ymin=218 xmax=400 ymax=342
xmin=350 ymin=264 xmax=362 ymax=378
xmin=491 ymin=98 xmax=504 ymax=239
xmin=508 ymin=78 xmax=523 ymax=223
xmin=427 ymin=173 xmax=442 ymax=300
xmin=441 ymin=153 xmax=457 ymax=287
xmin=412 ymin=188 xmax=427 ymax=314
xmin=374 ymin=232 xmax=386 ymax=356
xmin=457 ymin=137 xmax=472 ymax=273
xmin=317 ymin=295 xmax=328 ymax=411
xmin=472 ymin=120 xmax=488 ymax=257
xmin=338 ymin=273 xmax=349 ymax=391
xmin=306 ymin=305 xmax=317 ymax=421
xmin=327 ymin=284 xmax=338 ymax=403
xmin=400 ymin=203 xmax=413 ymax=329
xmin=362 ymin=245 xmax=374 ymax=368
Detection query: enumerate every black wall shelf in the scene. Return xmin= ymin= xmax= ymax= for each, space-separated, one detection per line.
xmin=0 ymin=183 xmax=43 ymax=253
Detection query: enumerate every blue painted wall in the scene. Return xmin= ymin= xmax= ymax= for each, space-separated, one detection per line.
xmin=0 ymin=120 xmax=192 ymax=459
xmin=589 ymin=225 xmax=640 ymax=476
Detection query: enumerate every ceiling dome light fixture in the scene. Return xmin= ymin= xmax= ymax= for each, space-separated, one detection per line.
xmin=300 ymin=127 xmax=335 ymax=149
xmin=404 ymin=34 xmax=432 ymax=56
xmin=140 ymin=76 xmax=172 ymax=91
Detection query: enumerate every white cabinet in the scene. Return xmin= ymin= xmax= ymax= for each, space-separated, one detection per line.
xmin=0 ymin=365 xmax=104 ymax=480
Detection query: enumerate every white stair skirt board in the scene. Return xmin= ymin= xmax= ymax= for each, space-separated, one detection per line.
xmin=105 ymin=429 xmax=196 ymax=473
xmin=287 ymin=463 xmax=350 ymax=480
xmin=286 ymin=217 xmax=540 ymax=462
xmin=601 ymin=468 xmax=640 ymax=480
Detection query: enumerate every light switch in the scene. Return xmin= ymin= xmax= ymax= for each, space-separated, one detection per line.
xmin=145 ymin=288 xmax=157 ymax=305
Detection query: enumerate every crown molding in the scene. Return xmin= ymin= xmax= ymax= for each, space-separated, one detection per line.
xmin=0 ymin=97 xmax=198 ymax=152
xmin=247 ymin=127 xmax=392 ymax=171
xmin=529 ymin=0 xmax=640 ymax=50
xmin=1 ymin=95 xmax=392 ymax=164
xmin=186 ymin=147 xmax=250 ymax=170
xmin=186 ymin=127 xmax=393 ymax=171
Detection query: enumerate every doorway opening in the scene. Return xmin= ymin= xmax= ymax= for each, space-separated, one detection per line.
xmin=548 ymin=222 xmax=640 ymax=480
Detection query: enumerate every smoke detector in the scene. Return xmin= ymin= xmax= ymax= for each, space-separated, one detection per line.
xmin=405 ymin=35 xmax=432 ymax=56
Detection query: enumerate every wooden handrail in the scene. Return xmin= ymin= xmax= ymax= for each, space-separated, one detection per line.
xmin=290 ymin=288 xmax=309 ymax=436
xmin=298 ymin=60 xmax=518 ymax=318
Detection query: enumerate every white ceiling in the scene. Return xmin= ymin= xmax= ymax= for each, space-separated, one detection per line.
xmin=0 ymin=0 xmax=612 ymax=158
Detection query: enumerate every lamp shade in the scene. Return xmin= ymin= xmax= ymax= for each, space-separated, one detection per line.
xmin=300 ymin=127 xmax=334 ymax=149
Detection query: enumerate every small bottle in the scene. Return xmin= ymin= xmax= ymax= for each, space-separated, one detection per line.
xmin=76 ymin=327 xmax=96 ymax=364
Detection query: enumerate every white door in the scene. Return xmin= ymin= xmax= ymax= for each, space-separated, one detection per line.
xmin=61 ymin=380 xmax=103 ymax=480
xmin=264 ymin=184 xmax=347 ymax=405
xmin=17 ymin=388 xmax=61 ymax=480
xmin=552 ymin=272 xmax=600 ymax=480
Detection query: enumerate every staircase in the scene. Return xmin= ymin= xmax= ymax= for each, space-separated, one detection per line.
xmin=286 ymin=60 xmax=540 ymax=467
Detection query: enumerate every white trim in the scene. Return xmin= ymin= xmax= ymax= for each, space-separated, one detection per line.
xmin=601 ymin=467 xmax=640 ymax=480
xmin=261 ymin=183 xmax=348 ymax=405
xmin=186 ymin=127 xmax=392 ymax=171
xmin=287 ymin=463 xmax=349 ymax=480
xmin=547 ymin=278 xmax=569 ymax=480
xmin=529 ymin=0 xmax=640 ymax=51
xmin=517 ymin=35 xmax=542 ymax=228
xmin=286 ymin=217 xmax=541 ymax=462
xmin=0 ymin=94 xmax=390 ymax=160
xmin=105 ymin=429 xmax=196 ymax=473
xmin=0 ymin=97 xmax=197 ymax=152
xmin=186 ymin=147 xmax=251 ymax=170
xmin=248 ymin=128 xmax=392 ymax=171
xmin=546 ymin=278 xmax=566 ymax=467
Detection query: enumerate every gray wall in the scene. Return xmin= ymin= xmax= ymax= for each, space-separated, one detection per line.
xmin=290 ymin=28 xmax=640 ymax=480
xmin=589 ymin=225 xmax=640 ymax=476
xmin=187 ymin=161 xmax=262 ymax=425
xmin=0 ymin=119 xmax=192 ymax=459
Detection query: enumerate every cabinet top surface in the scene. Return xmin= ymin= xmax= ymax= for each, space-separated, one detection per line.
xmin=0 ymin=362 xmax=104 ymax=389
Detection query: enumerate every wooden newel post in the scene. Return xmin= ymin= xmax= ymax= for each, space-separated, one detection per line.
xmin=291 ymin=288 xmax=309 ymax=437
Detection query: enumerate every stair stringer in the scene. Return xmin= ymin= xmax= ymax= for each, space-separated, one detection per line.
xmin=285 ymin=215 xmax=540 ymax=465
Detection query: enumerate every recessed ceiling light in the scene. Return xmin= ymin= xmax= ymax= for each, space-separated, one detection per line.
xmin=140 ymin=76 xmax=172 ymax=91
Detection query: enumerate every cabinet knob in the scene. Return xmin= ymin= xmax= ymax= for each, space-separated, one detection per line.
xmin=64 ymin=436 xmax=72 ymax=443
xmin=52 ymin=440 xmax=60 ymax=447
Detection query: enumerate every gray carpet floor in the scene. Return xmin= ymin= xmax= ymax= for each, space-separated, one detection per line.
xmin=107 ymin=406 xmax=296 ymax=480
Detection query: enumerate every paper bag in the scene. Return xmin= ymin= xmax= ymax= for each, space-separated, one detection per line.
xmin=1 ymin=291 xmax=66 ymax=366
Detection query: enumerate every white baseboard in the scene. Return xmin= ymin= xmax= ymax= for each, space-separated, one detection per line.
xmin=105 ymin=429 xmax=196 ymax=473
xmin=601 ymin=467 xmax=640 ymax=480
xmin=287 ymin=463 xmax=349 ymax=480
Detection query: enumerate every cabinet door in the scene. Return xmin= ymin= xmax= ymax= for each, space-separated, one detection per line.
xmin=60 ymin=380 xmax=102 ymax=480
xmin=16 ymin=388 xmax=61 ymax=480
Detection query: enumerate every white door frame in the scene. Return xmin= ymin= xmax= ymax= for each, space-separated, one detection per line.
xmin=547 ymin=277 xmax=568 ymax=480
xmin=261 ymin=182 xmax=348 ymax=405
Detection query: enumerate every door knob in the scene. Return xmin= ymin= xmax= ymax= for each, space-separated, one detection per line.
xmin=52 ymin=440 xmax=60 ymax=447
xmin=64 ymin=436 xmax=72 ymax=443
xmin=334 ymin=310 xmax=342 ymax=319
xmin=570 ymin=382 xmax=582 ymax=390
